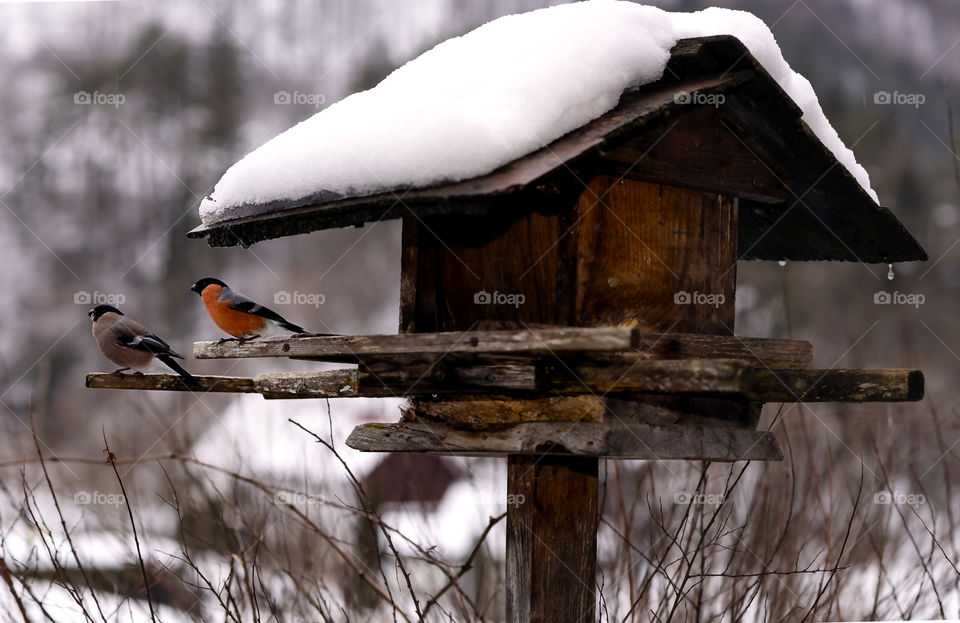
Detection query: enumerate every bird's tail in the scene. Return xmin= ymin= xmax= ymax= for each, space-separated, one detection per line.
xmin=279 ymin=320 xmax=305 ymax=333
xmin=277 ymin=321 xmax=337 ymax=337
xmin=157 ymin=354 xmax=207 ymax=390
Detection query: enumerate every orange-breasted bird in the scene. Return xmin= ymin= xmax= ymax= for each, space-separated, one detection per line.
xmin=190 ymin=277 xmax=312 ymax=343
xmin=89 ymin=304 xmax=205 ymax=390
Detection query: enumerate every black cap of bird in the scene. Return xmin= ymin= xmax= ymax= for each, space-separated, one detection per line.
xmin=88 ymin=304 xmax=205 ymax=390
xmin=190 ymin=277 xmax=317 ymax=344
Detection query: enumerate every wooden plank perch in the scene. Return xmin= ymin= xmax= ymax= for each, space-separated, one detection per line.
xmin=85 ymin=367 xmax=924 ymax=403
xmin=194 ymin=326 xmax=638 ymax=361
xmin=346 ymin=420 xmax=783 ymax=461
xmin=193 ymin=327 xmax=813 ymax=367
xmin=85 ymin=370 xmax=363 ymax=399
xmin=85 ymin=373 xmax=256 ymax=393
xmin=358 ymin=363 xmax=923 ymax=402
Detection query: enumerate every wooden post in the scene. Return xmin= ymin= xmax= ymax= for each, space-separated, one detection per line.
xmin=399 ymin=172 xmax=738 ymax=621
xmin=507 ymin=455 xmax=598 ymax=622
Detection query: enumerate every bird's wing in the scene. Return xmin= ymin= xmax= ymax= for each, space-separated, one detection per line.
xmin=221 ymin=287 xmax=290 ymax=324
xmin=112 ymin=318 xmax=183 ymax=358
xmin=116 ymin=333 xmax=182 ymax=357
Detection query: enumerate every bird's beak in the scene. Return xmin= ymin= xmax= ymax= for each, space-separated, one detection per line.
xmin=87 ymin=309 xmax=95 ymax=319
xmin=190 ymin=284 xmax=200 ymax=294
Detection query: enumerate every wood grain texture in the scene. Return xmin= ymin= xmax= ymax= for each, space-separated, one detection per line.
xmin=194 ymin=326 xmax=637 ymax=361
xmin=407 ymin=395 xmax=606 ymax=429
xmin=86 ymin=371 xmax=360 ymax=399
xmin=508 ymin=455 xmax=598 ymax=623
xmin=363 ymin=358 xmax=755 ymax=398
xmin=599 ymin=105 xmax=789 ymax=203
xmin=255 ymin=370 xmax=361 ymax=399
xmin=749 ymin=368 xmax=924 ymax=402
xmin=85 ymin=373 xmax=255 ymax=393
xmin=572 ymin=175 xmax=737 ymax=331
xmin=403 ymin=208 xmax=561 ymax=331
xmin=628 ymin=332 xmax=811 ymax=368
xmin=346 ymin=420 xmax=783 ymax=461
xmin=87 ymin=367 xmax=923 ymax=403
xmin=396 ymin=185 xmax=602 ymax=622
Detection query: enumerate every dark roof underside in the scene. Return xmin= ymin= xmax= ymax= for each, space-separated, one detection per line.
xmin=189 ymin=36 xmax=925 ymax=263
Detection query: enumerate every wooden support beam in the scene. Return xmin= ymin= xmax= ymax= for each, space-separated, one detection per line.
xmin=508 ymin=456 xmax=598 ymax=623
xmin=346 ymin=420 xmax=783 ymax=461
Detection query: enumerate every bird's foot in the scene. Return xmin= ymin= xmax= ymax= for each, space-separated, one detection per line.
xmin=216 ymin=337 xmax=239 ymax=345
xmin=133 ymin=370 xmax=145 ymax=376
xmin=237 ymin=334 xmax=261 ymax=346
xmin=111 ymin=367 xmax=131 ymax=375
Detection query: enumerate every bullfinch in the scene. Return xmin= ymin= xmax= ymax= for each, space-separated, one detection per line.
xmin=89 ymin=304 xmax=205 ymax=390
xmin=190 ymin=277 xmax=312 ymax=343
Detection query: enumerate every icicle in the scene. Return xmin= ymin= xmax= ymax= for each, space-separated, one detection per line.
xmin=887 ymin=263 xmax=894 ymax=280
xmin=778 ymin=260 xmax=787 ymax=267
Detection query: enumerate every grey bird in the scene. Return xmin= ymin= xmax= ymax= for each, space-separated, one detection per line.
xmin=89 ymin=304 xmax=205 ymax=390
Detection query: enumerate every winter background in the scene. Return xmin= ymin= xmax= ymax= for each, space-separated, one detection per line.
xmin=0 ymin=0 xmax=959 ymax=621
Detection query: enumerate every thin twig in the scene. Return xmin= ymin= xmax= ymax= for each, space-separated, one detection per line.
xmin=101 ymin=430 xmax=157 ymax=622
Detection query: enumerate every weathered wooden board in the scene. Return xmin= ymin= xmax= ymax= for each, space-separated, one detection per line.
xmin=254 ymin=371 xmax=360 ymax=399
xmin=407 ymin=395 xmax=607 ymax=429
xmin=85 ymin=373 xmax=255 ymax=393
xmin=749 ymin=368 xmax=924 ymax=402
xmin=570 ymin=176 xmax=739 ymax=330
xmin=508 ymin=455 xmax=597 ymax=623
xmin=629 ymin=333 xmax=811 ymax=368
xmin=359 ymin=358 xmax=755 ymax=396
xmin=194 ymin=327 xmax=637 ymax=361
xmin=85 ymin=371 xmax=361 ymax=399
xmin=86 ymin=367 xmax=924 ymax=403
xmin=599 ymin=104 xmax=790 ymax=203
xmin=193 ymin=327 xmax=813 ymax=368
xmin=346 ymin=420 xmax=783 ymax=461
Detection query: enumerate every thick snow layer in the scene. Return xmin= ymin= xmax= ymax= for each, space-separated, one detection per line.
xmin=199 ymin=0 xmax=877 ymax=225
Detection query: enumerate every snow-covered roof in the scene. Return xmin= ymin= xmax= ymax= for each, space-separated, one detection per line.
xmin=190 ymin=2 xmax=925 ymax=263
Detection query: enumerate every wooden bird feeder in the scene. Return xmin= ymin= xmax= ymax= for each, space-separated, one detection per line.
xmin=89 ymin=36 xmax=926 ymax=622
